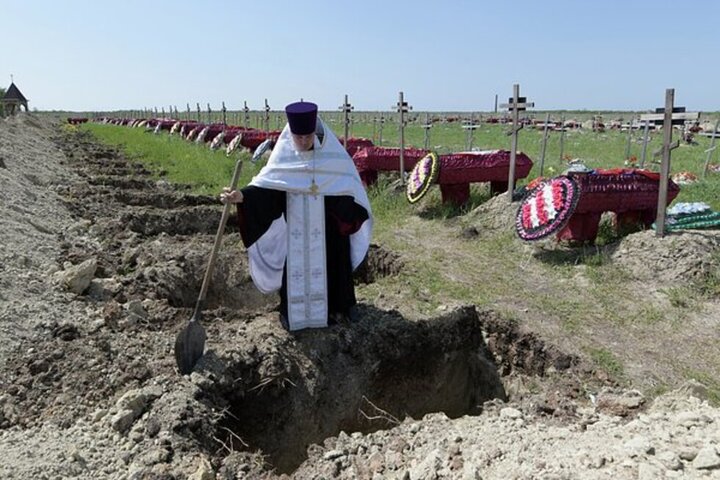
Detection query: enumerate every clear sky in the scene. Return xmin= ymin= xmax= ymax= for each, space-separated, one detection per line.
xmin=2 ymin=0 xmax=719 ymax=113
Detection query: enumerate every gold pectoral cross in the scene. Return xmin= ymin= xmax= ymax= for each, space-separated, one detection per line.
xmin=309 ymin=179 xmax=319 ymax=196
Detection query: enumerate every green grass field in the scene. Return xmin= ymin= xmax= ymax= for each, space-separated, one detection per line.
xmin=81 ymin=116 xmax=720 ymax=212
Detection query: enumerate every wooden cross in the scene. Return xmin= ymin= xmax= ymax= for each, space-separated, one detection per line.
xmin=264 ymin=99 xmax=270 ymax=131
xmin=379 ymin=115 xmax=385 ymax=145
xmin=640 ymin=89 xmax=699 ymax=237
xmin=338 ymin=94 xmax=353 ymax=148
xmin=394 ymin=91 xmax=412 ymax=184
xmin=243 ymin=101 xmax=250 ymax=129
xmin=462 ymin=113 xmax=480 ymax=151
xmin=624 ymin=116 xmax=635 ymax=161
xmin=221 ymin=101 xmax=227 ymax=126
xmin=500 ymin=84 xmax=534 ymax=201
xmin=421 ymin=112 xmax=433 ymax=150
xmin=639 ymin=120 xmax=651 ymax=168
xmin=558 ymin=114 xmax=566 ymax=163
xmin=538 ymin=112 xmax=551 ymax=176
xmin=703 ymin=118 xmax=719 ymax=178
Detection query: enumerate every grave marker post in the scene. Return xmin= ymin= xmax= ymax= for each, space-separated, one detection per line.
xmin=462 ymin=112 xmax=479 ymax=151
xmin=394 ymin=92 xmax=412 ymax=184
xmin=422 ymin=112 xmax=432 ymax=150
xmin=639 ymin=121 xmax=651 ymax=168
xmin=499 ymin=84 xmax=533 ymax=201
xmin=703 ymin=118 xmax=720 ymax=178
xmin=558 ymin=115 xmax=566 ymax=163
xmin=264 ymin=99 xmax=270 ymax=131
xmin=338 ymin=94 xmax=353 ymax=148
xmin=640 ymin=89 xmax=699 ymax=237
xmin=539 ymin=112 xmax=551 ymax=176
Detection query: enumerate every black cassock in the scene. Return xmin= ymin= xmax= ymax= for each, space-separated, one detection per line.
xmin=236 ymin=185 xmax=369 ymax=321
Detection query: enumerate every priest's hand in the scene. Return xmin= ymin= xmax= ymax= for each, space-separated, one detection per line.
xmin=220 ymin=188 xmax=243 ymax=204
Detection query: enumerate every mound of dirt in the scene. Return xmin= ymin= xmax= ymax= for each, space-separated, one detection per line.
xmin=465 ymin=192 xmax=518 ymax=233
xmin=611 ymin=229 xmax=720 ymax=283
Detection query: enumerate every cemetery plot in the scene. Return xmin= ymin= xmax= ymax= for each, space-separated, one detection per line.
xmin=1 ymin=113 xmax=719 ymax=479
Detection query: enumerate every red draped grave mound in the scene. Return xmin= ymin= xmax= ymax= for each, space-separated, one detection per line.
xmin=352 ymin=148 xmax=533 ymax=205
xmin=240 ymin=130 xmax=281 ymax=150
xmin=556 ymin=168 xmax=680 ymax=242
xmin=339 ymin=137 xmax=375 ymax=157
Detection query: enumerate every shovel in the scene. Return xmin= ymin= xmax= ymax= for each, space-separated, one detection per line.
xmin=175 ymin=159 xmax=244 ymax=374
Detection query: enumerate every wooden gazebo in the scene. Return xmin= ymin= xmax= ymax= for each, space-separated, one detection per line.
xmin=2 ymin=82 xmax=29 ymax=116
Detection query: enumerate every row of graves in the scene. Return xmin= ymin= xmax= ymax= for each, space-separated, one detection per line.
xmin=81 ymin=86 xmax=720 ymax=244
xmin=511 ymin=88 xmax=720 ymax=242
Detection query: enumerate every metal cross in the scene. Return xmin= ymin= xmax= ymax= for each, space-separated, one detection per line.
xmin=309 ymin=180 xmax=319 ymax=196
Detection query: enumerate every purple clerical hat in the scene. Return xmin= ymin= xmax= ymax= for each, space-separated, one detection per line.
xmin=285 ymin=101 xmax=318 ymax=135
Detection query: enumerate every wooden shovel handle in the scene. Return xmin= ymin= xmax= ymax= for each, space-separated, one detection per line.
xmin=192 ymin=159 xmax=244 ymax=319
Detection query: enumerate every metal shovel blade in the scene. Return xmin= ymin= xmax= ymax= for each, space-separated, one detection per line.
xmin=174 ymin=317 xmax=206 ymax=375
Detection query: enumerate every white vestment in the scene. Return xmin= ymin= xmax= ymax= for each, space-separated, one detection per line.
xmin=246 ymin=118 xmax=372 ymax=330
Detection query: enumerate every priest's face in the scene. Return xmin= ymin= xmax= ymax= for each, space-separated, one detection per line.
xmin=291 ymin=133 xmax=314 ymax=151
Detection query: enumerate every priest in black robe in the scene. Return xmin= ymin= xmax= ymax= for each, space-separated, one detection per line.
xmin=221 ymin=101 xmax=373 ymax=331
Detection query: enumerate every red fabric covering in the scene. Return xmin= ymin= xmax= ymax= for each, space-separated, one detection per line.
xmin=556 ymin=212 xmax=602 ymax=242
xmin=570 ymin=170 xmax=679 ymax=214
xmin=352 ymin=147 xmax=430 ymax=180
xmin=437 ymin=151 xmax=533 ymax=185
xmin=440 ymin=184 xmax=470 ymax=205
xmin=240 ymin=130 xmax=281 ymax=150
xmin=67 ymin=118 xmax=88 ymax=124
xmin=556 ymin=170 xmax=680 ymax=242
xmin=202 ymin=124 xmax=227 ymax=142
xmin=339 ymin=137 xmax=374 ymax=157
xmin=223 ymin=128 xmax=248 ymax=144
xmin=354 ymin=148 xmax=534 ymax=205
